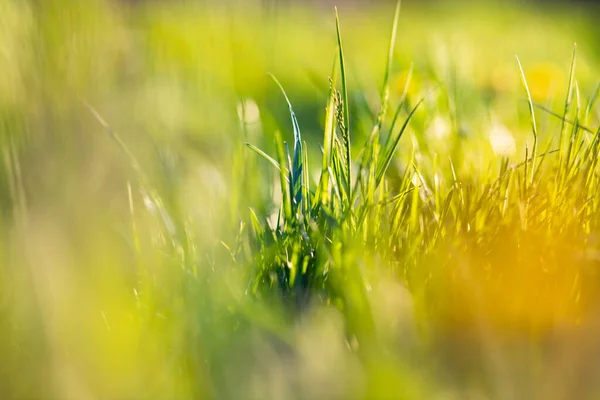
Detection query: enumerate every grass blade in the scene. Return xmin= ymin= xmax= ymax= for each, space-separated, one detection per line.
xmin=274 ymin=130 xmax=293 ymax=223
xmin=245 ymin=142 xmax=289 ymax=180
xmin=335 ymin=7 xmax=352 ymax=201
xmin=516 ymin=55 xmax=538 ymax=183
xmin=375 ymin=98 xmax=424 ymax=186
xmin=316 ymin=59 xmax=339 ymax=206
xmin=378 ymin=0 xmax=402 ymax=131
xmin=269 ymin=73 xmax=305 ymax=217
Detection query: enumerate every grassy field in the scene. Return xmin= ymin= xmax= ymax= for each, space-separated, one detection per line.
xmin=2 ymin=0 xmax=600 ymax=399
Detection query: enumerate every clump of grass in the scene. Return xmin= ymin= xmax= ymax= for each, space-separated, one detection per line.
xmin=243 ymin=2 xmax=600 ymax=351
xmin=242 ymin=1 xmax=423 ymax=344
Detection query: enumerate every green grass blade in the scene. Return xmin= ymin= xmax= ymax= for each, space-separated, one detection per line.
xmin=375 ymin=98 xmax=424 ymax=186
xmin=532 ymin=103 xmax=595 ymax=134
xmin=274 ymin=130 xmax=293 ymax=223
xmin=302 ymin=141 xmax=310 ymax=216
xmin=584 ymin=81 xmax=600 ymax=125
xmin=378 ymin=0 xmax=402 ymax=131
xmin=316 ymin=59 xmax=339 ymax=206
xmin=269 ymin=73 xmax=304 ymax=216
xmin=245 ymin=142 xmax=289 ymax=180
xmin=561 ymin=44 xmax=577 ymax=150
xmin=332 ymin=141 xmax=350 ymax=204
xmin=249 ymin=207 xmax=265 ymax=241
xmin=351 ymin=0 xmax=401 ymax=209
xmin=387 ymin=63 xmax=414 ymax=146
xmin=516 ymin=55 xmax=538 ymax=183
xmin=269 ymin=74 xmax=304 ymax=216
xmin=335 ymin=7 xmax=352 ymax=201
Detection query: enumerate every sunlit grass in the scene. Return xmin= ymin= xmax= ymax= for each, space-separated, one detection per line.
xmin=2 ymin=0 xmax=600 ymax=399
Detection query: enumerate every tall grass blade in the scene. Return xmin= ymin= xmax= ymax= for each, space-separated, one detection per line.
xmin=375 ymin=98 xmax=424 ymax=186
xmin=516 ymin=55 xmax=538 ymax=183
xmin=302 ymin=141 xmax=310 ymax=216
xmin=316 ymin=60 xmax=339 ymax=207
xmin=561 ymin=44 xmax=578 ymax=151
xmin=274 ymin=130 xmax=293 ymax=223
xmin=269 ymin=73 xmax=305 ymax=217
xmin=335 ymin=7 xmax=352 ymax=201
xmin=388 ymin=63 xmax=414 ymax=144
xmin=377 ymin=0 xmax=402 ymax=132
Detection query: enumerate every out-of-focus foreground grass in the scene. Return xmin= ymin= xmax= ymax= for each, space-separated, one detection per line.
xmin=1 ymin=0 xmax=600 ymax=399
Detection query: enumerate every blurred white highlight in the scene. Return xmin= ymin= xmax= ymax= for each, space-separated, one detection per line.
xmin=489 ymin=122 xmax=516 ymax=156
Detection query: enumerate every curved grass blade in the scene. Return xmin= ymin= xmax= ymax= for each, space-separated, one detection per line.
xmin=269 ymin=73 xmax=304 ymax=216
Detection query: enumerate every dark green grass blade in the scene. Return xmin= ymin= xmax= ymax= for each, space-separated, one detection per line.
xmin=269 ymin=73 xmax=304 ymax=216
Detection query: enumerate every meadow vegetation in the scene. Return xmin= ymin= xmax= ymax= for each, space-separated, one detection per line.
xmin=1 ymin=0 xmax=600 ymax=399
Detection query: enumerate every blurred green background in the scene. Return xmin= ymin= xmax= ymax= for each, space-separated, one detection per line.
xmin=1 ymin=0 xmax=600 ymax=399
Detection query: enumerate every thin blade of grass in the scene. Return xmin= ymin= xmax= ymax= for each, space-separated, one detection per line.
xmin=269 ymin=73 xmax=304 ymax=215
xmin=316 ymin=58 xmax=339 ymax=206
xmin=245 ymin=142 xmax=289 ymax=180
xmin=249 ymin=207 xmax=265 ymax=241
xmin=516 ymin=55 xmax=538 ymax=184
xmin=378 ymin=0 xmax=402 ymax=131
xmin=274 ymin=130 xmax=293 ymax=223
xmin=375 ymin=98 xmax=424 ymax=186
xmin=335 ymin=7 xmax=352 ymax=201
xmin=532 ymin=102 xmax=595 ymax=134
xmin=584 ymin=81 xmax=600 ymax=125
xmin=82 ymin=100 xmax=143 ymax=177
xmin=561 ymin=44 xmax=578 ymax=152
xmin=387 ymin=63 xmax=414 ymax=145
xmin=302 ymin=141 xmax=310 ymax=216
